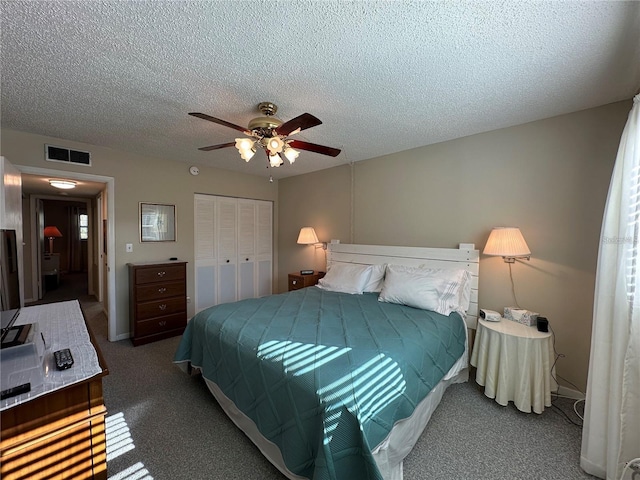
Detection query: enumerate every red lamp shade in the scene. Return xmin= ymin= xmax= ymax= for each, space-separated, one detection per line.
xmin=44 ymin=226 xmax=63 ymax=238
xmin=44 ymin=226 xmax=63 ymax=253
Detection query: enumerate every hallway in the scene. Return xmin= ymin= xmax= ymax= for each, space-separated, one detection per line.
xmin=26 ymin=272 xmax=92 ymax=306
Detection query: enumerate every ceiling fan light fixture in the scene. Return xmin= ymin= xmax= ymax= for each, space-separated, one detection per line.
xmin=235 ymin=138 xmax=254 ymax=152
xmin=284 ymin=146 xmax=299 ymax=164
xmin=269 ymin=153 xmax=284 ymax=168
xmin=191 ymin=102 xmax=341 ymax=179
xmin=267 ymin=136 xmax=284 ymax=154
xmin=240 ymin=149 xmax=256 ymax=162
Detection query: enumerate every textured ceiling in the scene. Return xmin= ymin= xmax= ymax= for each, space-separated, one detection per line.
xmin=2 ymin=1 xmax=639 ymax=180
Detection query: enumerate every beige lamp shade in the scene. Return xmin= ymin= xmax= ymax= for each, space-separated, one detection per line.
xmin=483 ymin=227 xmax=531 ymax=262
xmin=297 ymin=227 xmax=319 ymax=245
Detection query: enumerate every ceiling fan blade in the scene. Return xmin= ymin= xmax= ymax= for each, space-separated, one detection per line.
xmin=289 ymin=140 xmax=341 ymax=157
xmin=277 ymin=113 xmax=322 ymax=136
xmin=189 ymin=112 xmax=249 ymax=133
xmin=198 ymin=142 xmax=236 ymax=152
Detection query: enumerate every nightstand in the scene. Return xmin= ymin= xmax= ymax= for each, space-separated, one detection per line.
xmin=470 ymin=318 xmax=556 ymax=414
xmin=288 ymin=271 xmax=325 ymax=291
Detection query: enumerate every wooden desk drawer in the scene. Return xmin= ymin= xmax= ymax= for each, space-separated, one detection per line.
xmin=136 ymin=313 xmax=185 ymax=338
xmin=289 ymin=277 xmax=304 ymax=290
xmin=1 ymin=417 xmax=101 ymax=480
xmin=136 ymin=281 xmax=185 ymax=302
xmin=288 ymin=272 xmax=325 ymax=291
xmin=136 ymin=297 xmax=186 ymax=320
xmin=135 ymin=265 xmax=185 ymax=284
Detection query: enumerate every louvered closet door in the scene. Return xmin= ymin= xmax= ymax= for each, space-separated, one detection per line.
xmin=194 ymin=195 xmax=216 ymax=311
xmin=256 ymin=200 xmax=273 ymax=297
xmin=237 ymin=199 xmax=256 ymax=300
xmin=217 ymin=197 xmax=238 ymax=305
xmin=194 ymin=194 xmax=273 ymax=312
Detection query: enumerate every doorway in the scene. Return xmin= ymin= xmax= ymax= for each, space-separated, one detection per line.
xmin=17 ymin=165 xmax=117 ymax=341
xmin=29 ymin=197 xmax=92 ymax=305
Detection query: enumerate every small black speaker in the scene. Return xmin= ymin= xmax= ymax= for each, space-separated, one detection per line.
xmin=537 ymin=317 xmax=549 ymax=332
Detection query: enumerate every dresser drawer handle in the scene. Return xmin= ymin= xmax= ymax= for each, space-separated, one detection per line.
xmin=158 ymin=304 xmax=167 ymax=310
xmin=292 ymin=280 xmax=297 ymax=285
xmin=158 ymin=287 xmax=167 ymax=293
xmin=159 ymin=321 xmax=167 ymax=327
xmin=226 ymin=259 xmax=230 ymax=263
xmin=157 ymin=271 xmax=166 ymax=277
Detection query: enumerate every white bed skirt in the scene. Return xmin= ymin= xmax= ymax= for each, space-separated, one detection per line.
xmin=190 ymin=351 xmax=469 ymax=480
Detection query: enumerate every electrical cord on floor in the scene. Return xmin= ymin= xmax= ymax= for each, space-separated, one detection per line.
xmin=621 ymin=457 xmax=640 ymax=480
xmin=573 ymin=398 xmax=585 ymax=421
xmin=547 ymin=322 xmax=585 ymax=426
xmin=550 ymin=403 xmax=582 ymax=426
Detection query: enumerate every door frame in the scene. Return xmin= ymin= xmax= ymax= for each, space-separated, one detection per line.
xmin=17 ymin=165 xmax=117 ymax=341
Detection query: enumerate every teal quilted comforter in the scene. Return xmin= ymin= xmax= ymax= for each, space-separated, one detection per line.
xmin=174 ymin=287 xmax=465 ymax=480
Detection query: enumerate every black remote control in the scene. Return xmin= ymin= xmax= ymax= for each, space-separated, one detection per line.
xmin=54 ymin=348 xmax=74 ymax=370
xmin=1 ymin=382 xmax=31 ymax=400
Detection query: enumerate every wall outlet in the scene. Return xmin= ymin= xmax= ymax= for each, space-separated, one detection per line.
xmin=126 ymin=243 xmax=133 ymax=253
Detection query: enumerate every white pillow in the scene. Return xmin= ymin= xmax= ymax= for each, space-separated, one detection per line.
xmin=378 ymin=264 xmax=471 ymax=315
xmin=420 ymin=264 xmax=472 ymax=312
xmin=317 ymin=263 xmax=373 ymax=294
xmin=363 ymin=263 xmax=386 ymax=293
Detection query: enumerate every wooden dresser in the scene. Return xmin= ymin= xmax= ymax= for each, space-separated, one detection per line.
xmin=0 ymin=301 xmax=109 ymax=479
xmin=128 ymin=261 xmax=187 ymax=346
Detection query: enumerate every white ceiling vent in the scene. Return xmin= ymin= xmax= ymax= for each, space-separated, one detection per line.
xmin=45 ymin=144 xmax=91 ymax=166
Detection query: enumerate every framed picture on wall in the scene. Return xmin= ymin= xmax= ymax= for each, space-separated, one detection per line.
xmin=140 ymin=203 xmax=176 ymax=242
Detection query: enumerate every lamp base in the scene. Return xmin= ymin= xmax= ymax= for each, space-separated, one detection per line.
xmin=300 ymin=270 xmax=314 ymax=275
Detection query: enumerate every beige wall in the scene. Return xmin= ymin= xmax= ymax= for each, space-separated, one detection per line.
xmin=2 ymin=99 xmax=630 ymax=387
xmin=1 ymin=129 xmax=279 ymax=339
xmin=278 ymin=164 xmax=352 ymax=289
xmin=278 ymin=100 xmax=631 ymax=391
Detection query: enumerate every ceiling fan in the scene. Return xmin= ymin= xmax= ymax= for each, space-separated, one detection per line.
xmin=189 ymin=102 xmax=341 ymax=169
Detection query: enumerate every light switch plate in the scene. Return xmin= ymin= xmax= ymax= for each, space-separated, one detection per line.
xmin=126 ymin=243 xmax=133 ymax=252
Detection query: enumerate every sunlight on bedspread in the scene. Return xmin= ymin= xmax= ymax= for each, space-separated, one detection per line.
xmin=258 ymin=341 xmax=407 ymax=445
xmin=174 ymin=287 xmax=465 ymax=480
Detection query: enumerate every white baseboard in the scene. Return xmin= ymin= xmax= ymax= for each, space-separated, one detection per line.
xmin=114 ymin=332 xmax=131 ymax=342
xmin=556 ymin=385 xmax=585 ymax=400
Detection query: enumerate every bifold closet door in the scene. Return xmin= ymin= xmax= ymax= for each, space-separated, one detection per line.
xmin=256 ymin=201 xmax=273 ymax=298
xmin=194 ymin=194 xmax=272 ymax=313
xmin=194 ymin=195 xmax=216 ymax=311
xmin=216 ymin=197 xmax=238 ymax=305
xmin=238 ymin=199 xmax=256 ymax=301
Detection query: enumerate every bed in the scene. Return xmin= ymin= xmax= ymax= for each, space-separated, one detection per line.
xmin=174 ymin=243 xmax=479 ymax=480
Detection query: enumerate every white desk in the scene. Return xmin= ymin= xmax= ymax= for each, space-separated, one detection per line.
xmin=470 ymin=318 xmax=556 ymax=414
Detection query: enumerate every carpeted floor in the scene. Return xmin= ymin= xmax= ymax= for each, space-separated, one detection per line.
xmin=26 ymin=272 xmax=89 ymax=306
xmin=53 ymin=283 xmax=595 ymax=480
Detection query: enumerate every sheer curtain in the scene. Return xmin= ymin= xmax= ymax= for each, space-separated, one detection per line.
xmin=581 ymin=94 xmax=640 ymax=480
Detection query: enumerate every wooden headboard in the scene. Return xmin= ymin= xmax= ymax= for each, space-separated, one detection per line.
xmin=326 ymin=243 xmax=480 ymax=329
